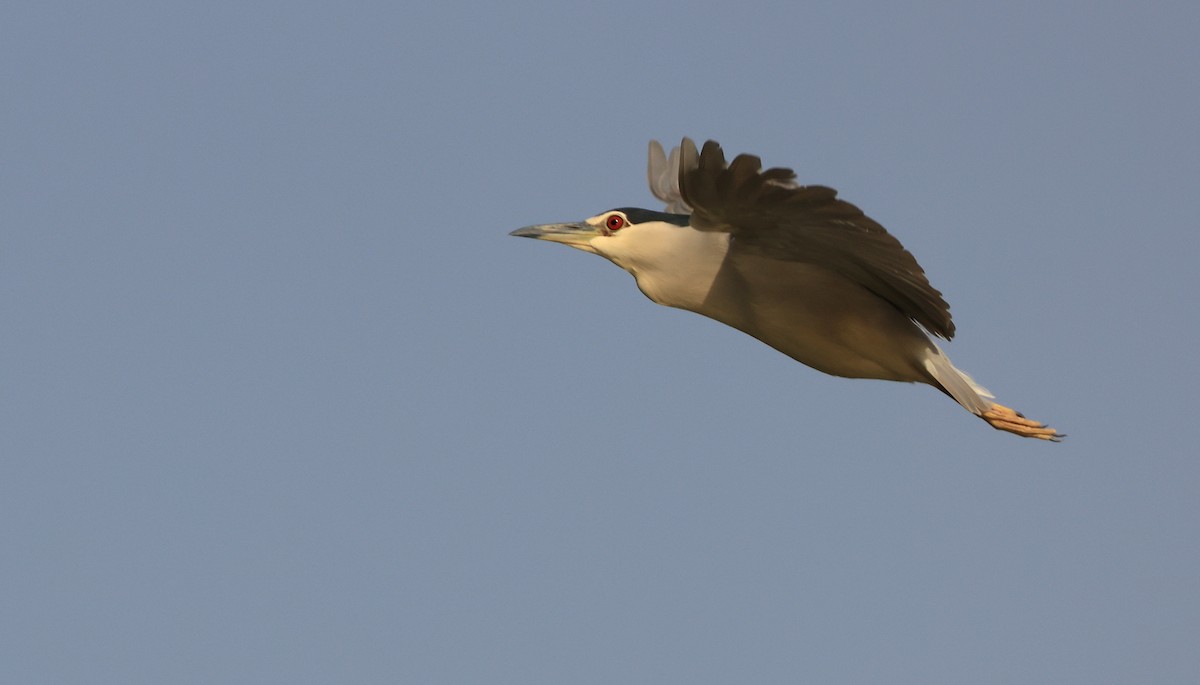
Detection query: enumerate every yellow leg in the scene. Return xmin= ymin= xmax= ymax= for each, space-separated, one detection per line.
xmin=981 ymin=403 xmax=1064 ymax=441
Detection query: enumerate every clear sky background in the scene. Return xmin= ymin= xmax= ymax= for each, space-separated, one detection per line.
xmin=3 ymin=2 xmax=1198 ymax=683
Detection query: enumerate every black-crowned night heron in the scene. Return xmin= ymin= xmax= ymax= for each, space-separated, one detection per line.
xmin=511 ymin=138 xmax=1061 ymax=440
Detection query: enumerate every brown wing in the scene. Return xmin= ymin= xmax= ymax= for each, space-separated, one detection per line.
xmin=677 ymin=138 xmax=955 ymax=340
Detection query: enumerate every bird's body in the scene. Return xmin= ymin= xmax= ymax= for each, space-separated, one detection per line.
xmin=601 ymin=218 xmax=932 ymax=381
xmin=512 ymin=139 xmax=1060 ymax=440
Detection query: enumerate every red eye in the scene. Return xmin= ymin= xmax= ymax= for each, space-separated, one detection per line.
xmin=606 ymin=214 xmax=626 ymax=231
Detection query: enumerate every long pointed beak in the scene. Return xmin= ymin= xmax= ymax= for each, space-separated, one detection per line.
xmin=509 ymin=221 xmax=601 ymax=250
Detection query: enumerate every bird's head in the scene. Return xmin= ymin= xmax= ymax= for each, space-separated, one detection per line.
xmin=510 ymin=207 xmax=693 ymax=265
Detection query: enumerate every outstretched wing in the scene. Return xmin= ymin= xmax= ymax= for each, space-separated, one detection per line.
xmin=676 ymin=137 xmax=955 ymax=339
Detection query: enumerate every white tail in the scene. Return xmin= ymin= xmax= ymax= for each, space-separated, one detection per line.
xmin=922 ymin=344 xmax=1063 ymax=441
xmin=922 ymin=344 xmax=994 ymax=415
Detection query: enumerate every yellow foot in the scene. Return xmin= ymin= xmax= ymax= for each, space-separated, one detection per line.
xmin=981 ymin=403 xmax=1064 ymax=441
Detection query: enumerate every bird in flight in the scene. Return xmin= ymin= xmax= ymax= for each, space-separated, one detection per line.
xmin=511 ymin=138 xmax=1061 ymax=440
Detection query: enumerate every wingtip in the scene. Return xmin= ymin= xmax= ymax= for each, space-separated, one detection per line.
xmin=680 ymin=136 xmax=698 ymax=153
xmin=647 ymin=140 xmax=666 ymax=186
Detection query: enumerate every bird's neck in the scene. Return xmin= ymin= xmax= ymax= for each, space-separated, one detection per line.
xmin=598 ymin=224 xmax=731 ymax=311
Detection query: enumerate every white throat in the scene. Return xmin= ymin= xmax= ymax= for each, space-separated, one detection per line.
xmin=592 ymin=222 xmax=731 ymax=310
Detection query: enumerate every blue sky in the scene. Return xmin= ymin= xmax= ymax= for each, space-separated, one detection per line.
xmin=3 ymin=2 xmax=1198 ymax=683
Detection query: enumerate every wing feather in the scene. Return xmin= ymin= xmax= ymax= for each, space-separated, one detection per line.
xmin=647 ymin=141 xmax=691 ymax=214
xmin=674 ymin=138 xmax=956 ymax=339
